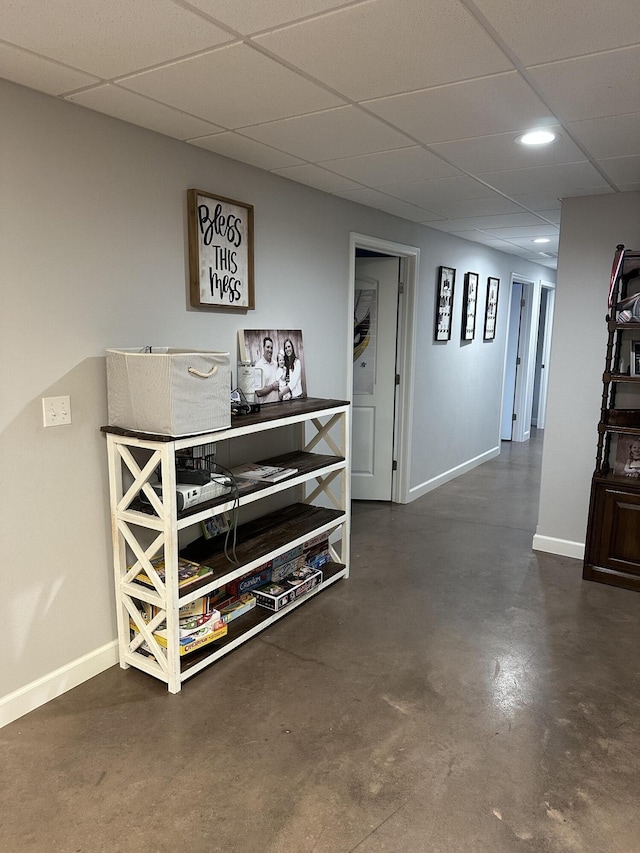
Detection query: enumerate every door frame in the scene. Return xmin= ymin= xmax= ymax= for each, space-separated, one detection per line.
xmin=348 ymin=233 xmax=419 ymax=504
xmin=534 ymin=280 xmax=556 ymax=429
xmin=501 ymin=273 xmax=554 ymax=442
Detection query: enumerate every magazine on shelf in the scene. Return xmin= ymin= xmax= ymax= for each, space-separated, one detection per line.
xmin=230 ymin=462 xmax=298 ymax=483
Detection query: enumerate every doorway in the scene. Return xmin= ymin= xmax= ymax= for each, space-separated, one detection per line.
xmin=348 ymin=234 xmax=419 ymax=503
xmin=500 ymin=275 xmax=555 ymax=441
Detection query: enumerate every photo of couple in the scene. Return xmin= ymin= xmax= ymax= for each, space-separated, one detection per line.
xmin=238 ymin=329 xmax=307 ymax=404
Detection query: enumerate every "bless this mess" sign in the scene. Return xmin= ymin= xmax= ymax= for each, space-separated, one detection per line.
xmin=188 ymin=189 xmax=255 ymax=310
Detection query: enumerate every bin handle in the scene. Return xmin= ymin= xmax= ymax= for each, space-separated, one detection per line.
xmin=188 ymin=365 xmax=218 ymax=379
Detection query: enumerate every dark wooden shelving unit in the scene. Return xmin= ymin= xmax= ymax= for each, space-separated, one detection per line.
xmin=584 ymin=245 xmax=640 ymax=591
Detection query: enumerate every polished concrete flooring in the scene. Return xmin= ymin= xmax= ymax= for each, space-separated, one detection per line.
xmin=3 ymin=433 xmax=640 ymax=853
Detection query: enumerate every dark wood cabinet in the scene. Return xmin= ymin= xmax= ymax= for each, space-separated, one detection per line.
xmin=583 ymin=245 xmax=640 ymax=591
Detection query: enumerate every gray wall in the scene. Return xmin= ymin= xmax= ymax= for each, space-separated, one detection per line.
xmin=0 ymin=78 xmax=554 ymax=712
xmin=535 ymin=192 xmax=640 ymax=553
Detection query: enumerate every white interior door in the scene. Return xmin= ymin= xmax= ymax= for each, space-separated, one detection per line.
xmin=501 ymin=281 xmax=523 ymax=440
xmin=352 ymin=256 xmax=399 ymax=500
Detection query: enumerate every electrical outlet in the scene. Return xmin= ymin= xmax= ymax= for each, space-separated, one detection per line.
xmin=42 ymin=395 xmax=71 ymax=427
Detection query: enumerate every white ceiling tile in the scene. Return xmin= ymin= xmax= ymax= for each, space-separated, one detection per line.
xmin=535 ymin=209 xmax=562 ymax=224
xmin=189 ymin=132 xmax=305 ymax=170
xmin=506 ymin=240 xmax=560 ymax=253
xmin=271 ymin=164 xmax=362 ymax=193
xmin=597 ymin=155 xmax=640 ymax=188
xmin=426 ymin=220 xmax=476 ymax=233
xmin=432 ymin=195 xmax=529 ymax=219
xmin=528 ymin=46 xmax=640 ymax=122
xmin=319 ymin=146 xmax=461 ymax=185
xmin=119 ymin=43 xmax=344 ymax=128
xmin=473 ymin=0 xmax=640 ymax=66
xmin=0 ymin=0 xmax=232 ymax=78
xmin=472 ymin=236 xmax=524 ymax=248
xmin=478 ymin=161 xmax=610 ymax=196
xmin=443 ymin=212 xmax=552 ymax=230
xmin=481 ymin=224 xmax=559 ymax=239
xmin=66 ymin=85 xmax=223 ymax=139
xmin=382 ymin=175 xmax=506 ymax=210
xmin=430 ymin=126 xmax=587 ymax=173
xmin=447 ymin=230 xmax=492 ymax=243
xmin=186 ymin=0 xmax=351 ymax=34
xmin=569 ymin=113 xmax=640 ymax=159
xmin=508 ymin=193 xmax=563 ymax=212
xmin=335 ymin=188 xmax=441 ymax=222
xmin=0 ymin=41 xmax=100 ymax=94
xmin=240 ymin=106 xmax=413 ymax=161
xmin=254 ymin=0 xmax=512 ymax=101
xmin=365 ymin=72 xmax=554 ymax=145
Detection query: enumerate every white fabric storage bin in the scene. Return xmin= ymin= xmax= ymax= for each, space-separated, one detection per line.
xmin=106 ymin=348 xmax=230 ymax=435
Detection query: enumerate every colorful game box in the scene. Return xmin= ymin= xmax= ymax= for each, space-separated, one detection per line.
xmin=253 ymin=567 xmax=322 ymax=612
xmin=218 ymin=593 xmax=257 ymax=624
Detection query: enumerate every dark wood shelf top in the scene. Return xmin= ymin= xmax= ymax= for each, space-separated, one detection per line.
xmin=128 ymin=450 xmax=344 ymax=522
xmin=605 ymin=373 xmax=640 ymax=383
xmin=101 ymin=397 xmax=349 ymax=441
xmin=592 ymin=471 xmax=640 ymax=489
xmin=598 ymin=422 xmax=640 ymax=436
xmin=180 ymin=502 xmax=345 ymax=592
xmin=608 ymin=320 xmax=640 ymax=331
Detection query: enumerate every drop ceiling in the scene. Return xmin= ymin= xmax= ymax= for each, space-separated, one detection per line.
xmin=3 ymin=0 xmax=640 ymax=270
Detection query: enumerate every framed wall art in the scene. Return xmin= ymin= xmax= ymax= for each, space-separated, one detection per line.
xmin=187 ymin=188 xmax=254 ymax=310
xmin=435 ymin=266 xmax=456 ymax=341
xmin=462 ymin=271 xmax=479 ymax=340
xmin=484 ymin=277 xmax=500 ymax=341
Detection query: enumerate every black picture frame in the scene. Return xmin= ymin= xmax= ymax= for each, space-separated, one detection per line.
xmin=435 ymin=266 xmax=456 ymax=341
xmin=462 ymin=272 xmax=479 ymax=340
xmin=484 ymin=277 xmax=500 ymax=341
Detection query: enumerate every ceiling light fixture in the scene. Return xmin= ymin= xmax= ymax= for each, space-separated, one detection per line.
xmin=516 ymin=130 xmax=558 ymax=146
xmin=533 ymin=238 xmax=551 ymax=244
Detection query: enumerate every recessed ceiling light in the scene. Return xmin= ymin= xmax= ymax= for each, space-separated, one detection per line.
xmin=533 ymin=237 xmax=551 ymax=244
xmin=516 ymin=130 xmax=558 ymax=146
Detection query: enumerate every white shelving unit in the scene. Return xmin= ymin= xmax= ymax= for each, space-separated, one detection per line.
xmin=103 ymin=397 xmax=350 ymax=693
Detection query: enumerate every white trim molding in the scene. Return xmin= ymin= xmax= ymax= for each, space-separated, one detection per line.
xmin=0 ymin=641 xmax=118 ymax=729
xmin=532 ymin=534 xmax=584 ymax=561
xmin=407 ymin=446 xmax=500 ymax=503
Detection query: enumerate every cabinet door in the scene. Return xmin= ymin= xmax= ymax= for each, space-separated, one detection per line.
xmin=587 ymin=483 xmax=640 ymax=587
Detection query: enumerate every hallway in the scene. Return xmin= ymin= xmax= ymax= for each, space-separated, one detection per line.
xmin=2 ymin=434 xmax=640 ymax=853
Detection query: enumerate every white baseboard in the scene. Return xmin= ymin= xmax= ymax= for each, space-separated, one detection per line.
xmin=406 ymin=446 xmax=501 ymax=503
xmin=532 ymin=534 xmax=584 ymax=561
xmin=0 ymin=641 xmax=118 ymax=729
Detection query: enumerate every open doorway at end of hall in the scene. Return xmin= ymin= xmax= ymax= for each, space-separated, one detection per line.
xmin=348 ymin=234 xmax=419 ymax=504
xmin=501 ymin=276 xmax=555 ymax=442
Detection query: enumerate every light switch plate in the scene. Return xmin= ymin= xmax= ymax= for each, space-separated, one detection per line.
xmin=43 ymin=395 xmax=71 ymax=427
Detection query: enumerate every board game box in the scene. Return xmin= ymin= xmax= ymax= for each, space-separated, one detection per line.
xmin=253 ymin=567 xmax=322 ymax=612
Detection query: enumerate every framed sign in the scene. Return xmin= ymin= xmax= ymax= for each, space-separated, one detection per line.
xmin=484 ymin=277 xmax=500 ymax=341
xmin=188 ymin=189 xmax=254 ymax=310
xmin=435 ymin=265 xmax=455 ymax=341
xmin=462 ymin=271 xmax=479 ymax=340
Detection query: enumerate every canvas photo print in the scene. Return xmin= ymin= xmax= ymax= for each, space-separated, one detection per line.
xmin=238 ymin=329 xmax=307 ymax=404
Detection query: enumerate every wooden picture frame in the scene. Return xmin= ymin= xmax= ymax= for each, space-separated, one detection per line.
xmin=435 ymin=266 xmax=456 ymax=341
xmin=187 ymin=188 xmax=254 ymax=310
xmin=484 ymin=277 xmax=500 ymax=341
xmin=462 ymin=272 xmax=479 ymax=340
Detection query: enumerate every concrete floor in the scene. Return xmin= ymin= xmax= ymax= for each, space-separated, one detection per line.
xmin=2 ymin=433 xmax=640 ymax=853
